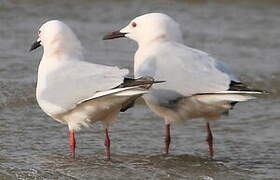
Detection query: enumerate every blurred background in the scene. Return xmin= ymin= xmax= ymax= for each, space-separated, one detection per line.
xmin=0 ymin=0 xmax=279 ymax=179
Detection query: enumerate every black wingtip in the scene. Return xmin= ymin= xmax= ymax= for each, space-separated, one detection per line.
xmin=229 ymin=81 xmax=269 ymax=94
xmin=153 ymin=80 xmax=166 ymax=84
xmin=114 ymin=76 xmax=165 ymax=89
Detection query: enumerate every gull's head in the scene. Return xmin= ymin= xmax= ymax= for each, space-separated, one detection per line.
xmin=30 ymin=20 xmax=82 ymax=58
xmin=103 ymin=13 xmax=183 ymax=46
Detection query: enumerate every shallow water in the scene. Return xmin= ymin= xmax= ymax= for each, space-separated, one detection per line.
xmin=0 ymin=0 xmax=280 ymax=179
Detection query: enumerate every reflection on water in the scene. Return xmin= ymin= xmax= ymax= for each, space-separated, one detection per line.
xmin=0 ymin=0 xmax=280 ymax=179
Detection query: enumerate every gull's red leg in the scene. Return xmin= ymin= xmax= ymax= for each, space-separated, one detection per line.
xmin=205 ymin=122 xmax=214 ymax=158
xmin=104 ymin=128 xmax=111 ymax=160
xmin=165 ymin=124 xmax=171 ymax=155
xmin=69 ymin=129 xmax=76 ymax=158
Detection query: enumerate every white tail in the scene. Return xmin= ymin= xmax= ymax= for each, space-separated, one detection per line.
xmin=216 ymin=90 xmax=264 ymax=95
xmin=194 ymin=94 xmax=256 ymax=104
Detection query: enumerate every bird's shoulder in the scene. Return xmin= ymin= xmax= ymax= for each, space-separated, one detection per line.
xmin=47 ymin=60 xmax=128 ymax=83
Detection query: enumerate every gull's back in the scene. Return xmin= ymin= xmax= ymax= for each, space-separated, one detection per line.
xmin=37 ymin=59 xmax=128 ymax=116
xmin=135 ymin=40 xmax=263 ymax=122
xmin=135 ymin=41 xmax=233 ymax=100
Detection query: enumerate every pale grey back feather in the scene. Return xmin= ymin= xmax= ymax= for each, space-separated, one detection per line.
xmin=136 ymin=42 xmax=234 ymax=105
xmin=39 ymin=60 xmax=128 ymax=112
xmin=215 ymin=60 xmax=239 ymax=82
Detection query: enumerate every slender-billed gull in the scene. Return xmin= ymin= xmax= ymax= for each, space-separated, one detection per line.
xmin=30 ymin=20 xmax=159 ymax=159
xmin=103 ymin=13 xmax=265 ymax=157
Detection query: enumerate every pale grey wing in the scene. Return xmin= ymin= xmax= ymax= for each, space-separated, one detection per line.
xmin=40 ymin=60 xmax=128 ymax=112
xmin=135 ymin=42 xmax=233 ymax=106
xmin=215 ymin=60 xmax=239 ymax=82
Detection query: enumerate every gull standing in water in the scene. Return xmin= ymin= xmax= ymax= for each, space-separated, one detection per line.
xmin=30 ymin=20 xmax=159 ymax=159
xmin=103 ymin=13 xmax=265 ymax=157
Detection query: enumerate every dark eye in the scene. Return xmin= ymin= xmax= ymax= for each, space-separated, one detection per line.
xmin=38 ymin=30 xmax=41 ymax=35
xmin=132 ymin=22 xmax=137 ymax=27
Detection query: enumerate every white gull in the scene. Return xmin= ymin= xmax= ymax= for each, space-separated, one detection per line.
xmin=30 ymin=20 xmax=157 ymax=159
xmin=103 ymin=13 xmax=265 ymax=157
